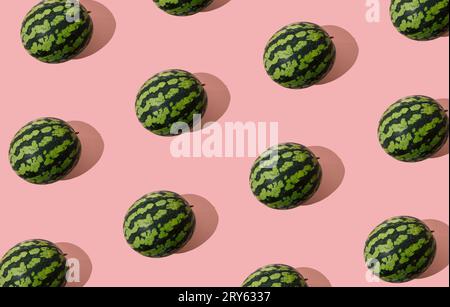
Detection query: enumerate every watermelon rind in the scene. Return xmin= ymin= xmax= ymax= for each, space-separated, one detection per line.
xmin=378 ymin=95 xmax=449 ymax=162
xmin=242 ymin=264 xmax=308 ymax=287
xmin=9 ymin=117 xmax=82 ymax=184
xmin=364 ymin=216 xmax=436 ymax=283
xmin=0 ymin=239 xmax=67 ymax=287
xmin=263 ymin=22 xmax=336 ymax=89
xmin=250 ymin=143 xmax=322 ymax=210
xmin=21 ymin=0 xmax=93 ymax=63
xmin=123 ymin=191 xmax=196 ymax=257
xmin=390 ymin=0 xmax=449 ymax=41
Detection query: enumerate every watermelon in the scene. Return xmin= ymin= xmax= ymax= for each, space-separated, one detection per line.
xmin=9 ymin=117 xmax=81 ymax=184
xmin=135 ymin=69 xmax=208 ymax=136
xmin=390 ymin=0 xmax=449 ymax=41
xmin=263 ymin=22 xmax=336 ymax=89
xmin=364 ymin=216 xmax=436 ymax=283
xmin=21 ymin=0 xmax=93 ymax=63
xmin=0 ymin=239 xmax=67 ymax=287
xmin=378 ymin=95 xmax=449 ymax=162
xmin=250 ymin=143 xmax=322 ymax=210
xmin=123 ymin=191 xmax=196 ymax=257
xmin=153 ymin=0 xmax=214 ymax=16
xmin=242 ymin=264 xmax=308 ymax=287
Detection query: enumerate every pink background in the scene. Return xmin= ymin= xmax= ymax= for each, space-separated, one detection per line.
xmin=0 ymin=0 xmax=448 ymax=287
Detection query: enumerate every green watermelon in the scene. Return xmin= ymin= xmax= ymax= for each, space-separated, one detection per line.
xmin=135 ymin=69 xmax=208 ymax=136
xmin=250 ymin=143 xmax=322 ymax=210
xmin=263 ymin=22 xmax=336 ymax=89
xmin=153 ymin=0 xmax=214 ymax=16
xmin=0 ymin=239 xmax=67 ymax=287
xmin=364 ymin=216 xmax=436 ymax=283
xmin=242 ymin=264 xmax=308 ymax=287
xmin=21 ymin=0 xmax=93 ymax=63
xmin=390 ymin=0 xmax=449 ymax=41
xmin=378 ymin=95 xmax=449 ymax=162
xmin=9 ymin=117 xmax=81 ymax=184
xmin=123 ymin=191 xmax=196 ymax=257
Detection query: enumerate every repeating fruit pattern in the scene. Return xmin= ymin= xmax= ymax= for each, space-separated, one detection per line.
xmin=0 ymin=0 xmax=448 ymax=287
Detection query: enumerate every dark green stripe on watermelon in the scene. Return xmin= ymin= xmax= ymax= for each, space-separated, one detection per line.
xmin=0 ymin=239 xmax=67 ymax=287
xmin=153 ymin=0 xmax=214 ymax=16
xmin=250 ymin=143 xmax=322 ymax=210
xmin=378 ymin=95 xmax=449 ymax=162
xmin=263 ymin=22 xmax=336 ymax=89
xmin=364 ymin=216 xmax=436 ymax=283
xmin=390 ymin=0 xmax=449 ymax=41
xmin=21 ymin=0 xmax=93 ymax=63
xmin=123 ymin=191 xmax=196 ymax=258
xmin=9 ymin=117 xmax=81 ymax=184
xmin=242 ymin=264 xmax=308 ymax=287
xmin=135 ymin=69 xmax=208 ymax=136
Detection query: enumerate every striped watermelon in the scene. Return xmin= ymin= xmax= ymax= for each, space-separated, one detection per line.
xmin=390 ymin=0 xmax=449 ymax=41
xmin=364 ymin=216 xmax=436 ymax=283
xmin=9 ymin=117 xmax=81 ymax=184
xmin=242 ymin=264 xmax=308 ymax=287
xmin=123 ymin=191 xmax=196 ymax=257
xmin=153 ymin=0 xmax=214 ymax=16
xmin=135 ymin=69 xmax=208 ymax=136
xmin=378 ymin=95 xmax=449 ymax=162
xmin=263 ymin=22 xmax=336 ymax=89
xmin=250 ymin=143 xmax=322 ymax=210
xmin=0 ymin=239 xmax=67 ymax=287
xmin=21 ymin=0 xmax=93 ymax=63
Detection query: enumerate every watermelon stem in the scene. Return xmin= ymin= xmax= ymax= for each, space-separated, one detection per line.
xmin=201 ymin=84 xmax=206 ymax=87
xmin=63 ymin=253 xmax=68 ymax=256
xmin=75 ymin=132 xmax=79 ymax=135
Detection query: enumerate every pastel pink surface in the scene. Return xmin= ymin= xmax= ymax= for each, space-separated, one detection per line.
xmin=0 ymin=0 xmax=448 ymax=287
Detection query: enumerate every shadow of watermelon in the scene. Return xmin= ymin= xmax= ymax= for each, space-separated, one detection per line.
xmin=431 ymin=98 xmax=449 ymax=159
xmin=303 ymin=146 xmax=345 ymax=206
xmin=203 ymin=0 xmax=232 ymax=12
xmin=419 ymin=220 xmax=449 ymax=279
xmin=318 ymin=25 xmax=359 ymax=85
xmin=195 ymin=73 xmax=231 ymax=124
xmin=177 ymin=194 xmax=219 ymax=253
xmin=75 ymin=0 xmax=116 ymax=59
xmin=296 ymin=267 xmax=332 ymax=287
xmin=64 ymin=121 xmax=104 ymax=180
xmin=56 ymin=242 xmax=92 ymax=287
